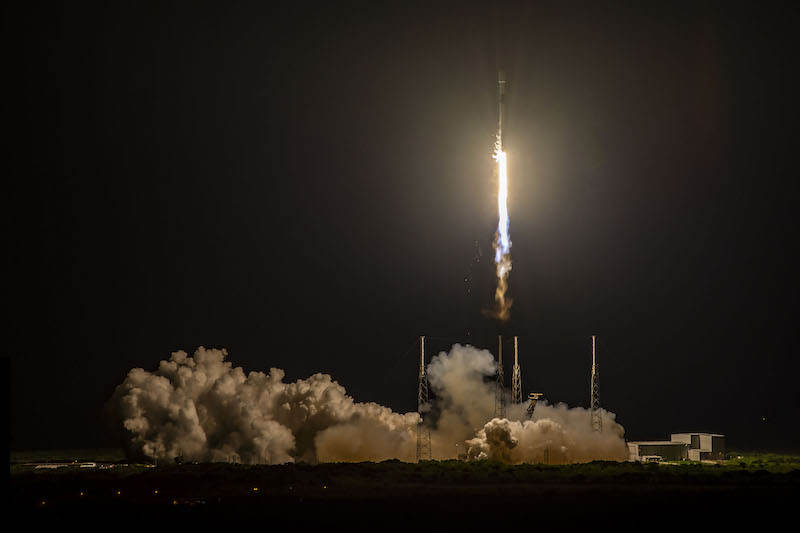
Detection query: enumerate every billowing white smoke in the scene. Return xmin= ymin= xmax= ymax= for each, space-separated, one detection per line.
xmin=110 ymin=344 xmax=627 ymax=464
xmin=465 ymin=405 xmax=629 ymax=463
xmin=425 ymin=344 xmax=627 ymax=463
xmin=109 ymin=347 xmax=418 ymax=464
xmin=426 ymin=343 xmax=497 ymax=445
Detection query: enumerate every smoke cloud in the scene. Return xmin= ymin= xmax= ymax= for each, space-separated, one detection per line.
xmin=109 ymin=347 xmax=417 ymax=464
xmin=465 ymin=405 xmax=629 ymax=463
xmin=109 ymin=344 xmax=627 ymax=464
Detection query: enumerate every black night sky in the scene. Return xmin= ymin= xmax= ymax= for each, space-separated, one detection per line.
xmin=6 ymin=2 xmax=799 ymax=451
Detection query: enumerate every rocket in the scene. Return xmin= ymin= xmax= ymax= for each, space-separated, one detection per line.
xmin=498 ymin=70 xmax=506 ymax=150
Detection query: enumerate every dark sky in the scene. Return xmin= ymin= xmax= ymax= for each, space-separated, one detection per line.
xmin=6 ymin=2 xmax=799 ymax=451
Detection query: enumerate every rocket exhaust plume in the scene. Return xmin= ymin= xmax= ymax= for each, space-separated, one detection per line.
xmin=492 ymin=70 xmax=512 ymax=321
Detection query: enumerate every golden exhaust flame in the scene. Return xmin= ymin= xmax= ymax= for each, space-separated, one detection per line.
xmin=492 ymin=140 xmax=512 ymax=321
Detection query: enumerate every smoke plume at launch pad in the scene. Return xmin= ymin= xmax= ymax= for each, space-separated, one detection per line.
xmin=110 ymin=345 xmax=627 ymax=464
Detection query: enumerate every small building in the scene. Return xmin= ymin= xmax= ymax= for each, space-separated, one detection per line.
xmin=628 ymin=432 xmax=725 ymax=462
xmin=671 ymin=432 xmax=725 ymax=461
xmin=627 ymin=440 xmax=688 ymax=462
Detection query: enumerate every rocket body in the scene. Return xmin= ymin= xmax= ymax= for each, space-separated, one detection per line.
xmin=498 ymin=70 xmax=506 ymax=150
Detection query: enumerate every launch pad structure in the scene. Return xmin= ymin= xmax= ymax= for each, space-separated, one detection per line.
xmin=496 ymin=335 xmax=525 ymax=418
xmin=494 ymin=335 xmax=506 ymax=419
xmin=417 ymin=336 xmax=432 ymax=462
xmin=511 ymin=336 xmax=522 ymax=404
xmin=590 ymin=335 xmax=602 ymax=432
xmin=415 ymin=334 xmax=601 ymax=460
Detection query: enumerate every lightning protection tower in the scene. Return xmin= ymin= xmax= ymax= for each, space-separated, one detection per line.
xmin=494 ymin=335 xmax=507 ymax=419
xmin=511 ymin=336 xmax=523 ymax=404
xmin=590 ymin=335 xmax=602 ymax=432
xmin=417 ymin=335 xmax=432 ymax=461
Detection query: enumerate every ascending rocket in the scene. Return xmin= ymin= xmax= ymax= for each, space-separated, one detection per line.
xmin=498 ymin=70 xmax=506 ymax=150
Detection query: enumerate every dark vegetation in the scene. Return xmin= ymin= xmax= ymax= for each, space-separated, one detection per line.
xmin=11 ymin=450 xmax=799 ymax=528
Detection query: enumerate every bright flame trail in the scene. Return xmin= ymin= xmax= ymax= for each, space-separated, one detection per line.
xmin=492 ymin=71 xmax=512 ymax=321
xmin=495 ymin=144 xmax=510 ymax=259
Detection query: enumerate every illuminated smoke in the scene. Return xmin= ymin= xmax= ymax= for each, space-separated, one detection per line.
xmin=109 ymin=347 xmax=418 ymax=464
xmin=492 ymin=137 xmax=512 ymax=321
xmin=465 ymin=405 xmax=629 ymax=464
xmin=109 ymin=344 xmax=627 ymax=464
xmin=426 ymin=344 xmax=628 ymax=463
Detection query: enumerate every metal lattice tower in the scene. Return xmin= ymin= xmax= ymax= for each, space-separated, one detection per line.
xmin=511 ymin=336 xmax=523 ymax=404
xmin=494 ymin=335 xmax=506 ymax=419
xmin=416 ymin=335 xmax=432 ymax=461
xmin=590 ymin=335 xmax=602 ymax=432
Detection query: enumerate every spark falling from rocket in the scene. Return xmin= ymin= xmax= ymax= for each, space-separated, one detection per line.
xmin=493 ymin=71 xmax=512 ymax=321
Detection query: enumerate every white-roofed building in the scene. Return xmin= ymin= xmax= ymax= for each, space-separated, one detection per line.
xmin=628 ymin=432 xmax=725 ymax=462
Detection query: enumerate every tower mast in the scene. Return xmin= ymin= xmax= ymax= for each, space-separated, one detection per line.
xmin=511 ymin=336 xmax=523 ymax=404
xmin=494 ymin=335 xmax=506 ymax=419
xmin=417 ymin=335 xmax=432 ymax=461
xmin=590 ymin=335 xmax=602 ymax=432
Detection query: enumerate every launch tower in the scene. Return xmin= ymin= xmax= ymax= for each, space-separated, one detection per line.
xmin=511 ymin=336 xmax=522 ymax=404
xmin=590 ymin=335 xmax=602 ymax=432
xmin=417 ymin=335 xmax=432 ymax=461
xmin=494 ymin=335 xmax=506 ymax=419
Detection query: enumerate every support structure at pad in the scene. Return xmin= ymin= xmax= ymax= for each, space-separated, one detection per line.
xmin=417 ymin=335 xmax=432 ymax=461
